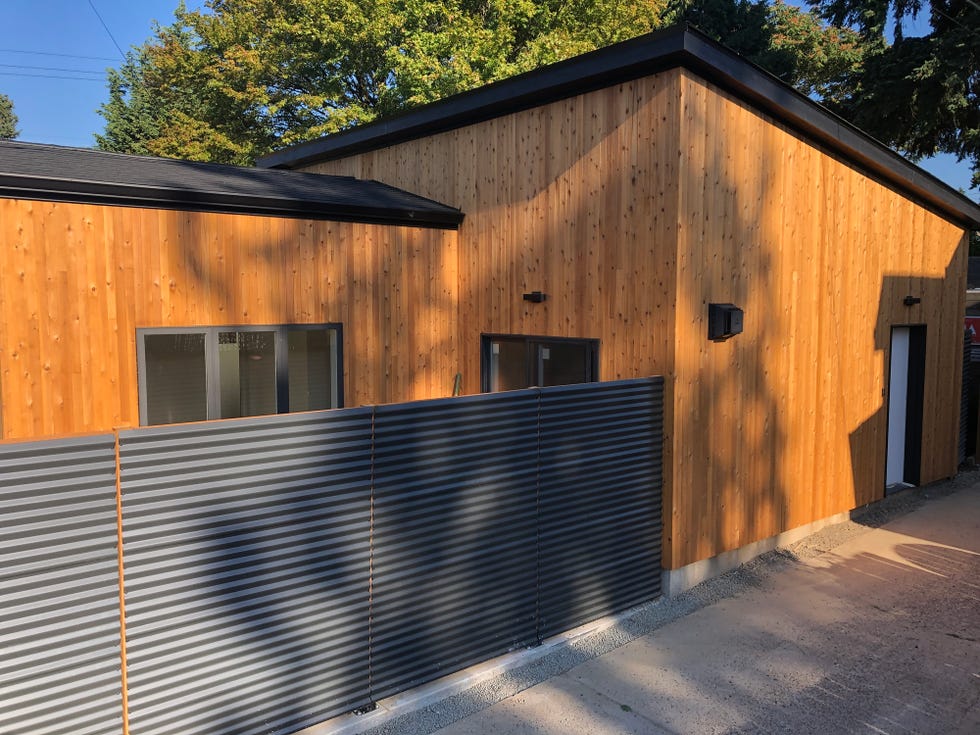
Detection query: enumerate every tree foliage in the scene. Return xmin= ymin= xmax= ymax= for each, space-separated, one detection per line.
xmin=811 ymin=0 xmax=979 ymax=189
xmin=0 ymin=93 xmax=18 ymax=140
xmin=97 ymin=0 xmax=869 ymax=164
xmin=667 ymin=1 xmax=867 ymax=100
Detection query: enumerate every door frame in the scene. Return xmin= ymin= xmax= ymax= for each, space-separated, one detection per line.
xmin=885 ymin=324 xmax=927 ymax=491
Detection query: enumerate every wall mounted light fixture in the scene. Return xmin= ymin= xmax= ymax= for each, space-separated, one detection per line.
xmin=708 ymin=303 xmax=744 ymax=341
xmin=903 ymin=295 xmax=921 ymax=307
xmin=523 ymin=291 xmax=547 ymax=303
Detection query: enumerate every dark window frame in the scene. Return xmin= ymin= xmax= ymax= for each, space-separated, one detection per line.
xmin=480 ymin=333 xmax=599 ymax=392
xmin=136 ymin=323 xmax=344 ymax=426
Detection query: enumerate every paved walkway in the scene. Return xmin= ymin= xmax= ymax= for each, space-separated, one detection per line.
xmin=355 ymin=476 xmax=980 ymax=735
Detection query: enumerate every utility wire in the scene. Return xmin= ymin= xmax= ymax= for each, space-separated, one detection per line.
xmin=0 ymin=63 xmax=104 ymax=75
xmin=86 ymin=0 xmax=126 ymax=60
xmin=0 ymin=71 xmax=105 ymax=82
xmin=0 ymin=48 xmax=119 ymax=62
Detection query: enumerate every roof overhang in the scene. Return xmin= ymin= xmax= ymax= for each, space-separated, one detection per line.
xmin=0 ymin=141 xmax=464 ymax=229
xmin=0 ymin=172 xmax=464 ymax=228
xmin=257 ymin=25 xmax=980 ymax=230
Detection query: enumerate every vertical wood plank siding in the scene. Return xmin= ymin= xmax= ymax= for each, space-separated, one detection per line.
xmin=0 ymin=207 xmax=458 ymax=439
xmin=671 ymin=72 xmax=967 ymax=568
xmin=305 ymin=68 xmax=967 ymax=569
xmin=306 ymin=73 xmax=683 ymax=561
xmin=304 ymin=74 xmax=682 ymax=400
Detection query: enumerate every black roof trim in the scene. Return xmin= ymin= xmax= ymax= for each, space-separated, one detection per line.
xmin=0 ymin=141 xmax=463 ymax=229
xmin=258 ymin=25 xmax=979 ymax=229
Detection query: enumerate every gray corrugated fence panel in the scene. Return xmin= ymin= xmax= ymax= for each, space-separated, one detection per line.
xmin=537 ymin=379 xmax=664 ymax=638
xmin=371 ymin=391 xmax=540 ymax=700
xmin=0 ymin=434 xmax=122 ymax=735
xmin=118 ymin=408 xmax=374 ymax=735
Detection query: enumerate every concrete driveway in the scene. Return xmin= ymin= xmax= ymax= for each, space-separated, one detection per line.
xmin=337 ymin=474 xmax=980 ymax=735
xmin=427 ymin=479 xmax=979 ymax=734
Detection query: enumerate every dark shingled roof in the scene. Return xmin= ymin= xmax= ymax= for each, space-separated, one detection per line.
xmin=0 ymin=140 xmax=463 ymax=228
xmin=258 ymin=24 xmax=980 ymax=230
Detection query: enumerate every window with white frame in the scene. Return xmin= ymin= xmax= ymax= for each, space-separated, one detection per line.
xmin=137 ymin=325 xmax=342 ymax=426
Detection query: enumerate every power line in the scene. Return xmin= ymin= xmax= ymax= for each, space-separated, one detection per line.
xmin=86 ymin=0 xmax=126 ymax=60
xmin=0 ymin=48 xmax=119 ymax=62
xmin=0 ymin=71 xmax=105 ymax=83
xmin=0 ymin=63 xmax=104 ymax=76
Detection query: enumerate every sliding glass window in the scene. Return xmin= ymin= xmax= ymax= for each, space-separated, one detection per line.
xmin=481 ymin=334 xmax=599 ymax=392
xmin=137 ymin=324 xmax=342 ymax=426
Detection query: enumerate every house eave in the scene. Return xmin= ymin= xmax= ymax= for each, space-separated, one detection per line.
xmin=0 ymin=174 xmax=465 ymax=229
xmin=257 ymin=25 xmax=980 ymax=230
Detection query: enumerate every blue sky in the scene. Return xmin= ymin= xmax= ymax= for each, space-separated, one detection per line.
xmin=0 ymin=0 xmax=975 ymax=200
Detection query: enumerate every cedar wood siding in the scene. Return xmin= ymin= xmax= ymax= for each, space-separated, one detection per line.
xmin=304 ymin=69 xmax=682 ymax=564
xmin=0 ymin=202 xmax=458 ymax=439
xmin=300 ymin=67 xmax=969 ymax=569
xmin=673 ymin=72 xmax=967 ymax=568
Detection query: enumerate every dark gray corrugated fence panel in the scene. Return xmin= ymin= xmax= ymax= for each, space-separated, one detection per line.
xmin=537 ymin=378 xmax=663 ymax=638
xmin=118 ymin=409 xmax=374 ymax=735
xmin=0 ymin=434 xmax=122 ymax=735
xmin=371 ymin=391 xmax=540 ymax=700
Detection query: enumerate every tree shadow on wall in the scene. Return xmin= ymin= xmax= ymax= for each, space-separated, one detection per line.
xmin=848 ymin=262 xmax=965 ymax=507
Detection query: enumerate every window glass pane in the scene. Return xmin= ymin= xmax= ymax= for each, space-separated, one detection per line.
xmin=144 ymin=333 xmax=207 ymax=425
xmin=539 ymin=341 xmax=590 ymax=386
xmin=288 ymin=328 xmax=338 ymax=411
xmin=489 ymin=339 xmax=528 ymax=391
xmin=218 ymin=331 xmax=277 ymax=418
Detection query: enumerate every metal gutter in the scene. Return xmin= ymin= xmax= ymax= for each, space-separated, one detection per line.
xmin=0 ymin=173 xmax=464 ymax=229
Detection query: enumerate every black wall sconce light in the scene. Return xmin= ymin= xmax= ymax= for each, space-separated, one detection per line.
xmin=708 ymin=303 xmax=744 ymax=341
xmin=523 ymin=291 xmax=547 ymax=303
xmin=903 ymin=295 xmax=921 ymax=307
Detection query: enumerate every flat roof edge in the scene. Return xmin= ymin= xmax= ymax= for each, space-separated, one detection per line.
xmin=677 ymin=33 xmax=980 ymax=229
xmin=257 ymin=26 xmax=690 ymax=171
xmin=258 ymin=26 xmax=979 ymax=229
xmin=0 ymin=176 xmax=464 ymax=229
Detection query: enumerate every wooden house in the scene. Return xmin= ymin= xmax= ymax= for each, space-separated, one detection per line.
xmin=0 ymin=142 xmax=462 ymax=439
xmin=2 ymin=25 xmax=979 ymax=585
xmin=258 ymin=26 xmax=980 ymax=584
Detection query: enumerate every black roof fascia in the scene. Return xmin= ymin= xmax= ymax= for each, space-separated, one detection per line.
xmin=0 ymin=141 xmax=464 ymax=229
xmin=0 ymin=173 xmax=463 ymax=228
xmin=257 ymin=25 xmax=690 ymax=170
xmin=676 ymin=31 xmax=980 ymax=229
xmin=258 ymin=25 xmax=980 ymax=229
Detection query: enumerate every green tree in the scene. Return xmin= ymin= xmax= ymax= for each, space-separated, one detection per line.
xmin=666 ymin=0 xmax=867 ymax=100
xmin=0 ymin=93 xmax=18 ymax=139
xmin=97 ymin=0 xmax=674 ymax=163
xmin=97 ymin=3 xmax=276 ymax=163
xmin=97 ymin=0 xmax=867 ymax=164
xmin=810 ymin=0 xmax=979 ymax=189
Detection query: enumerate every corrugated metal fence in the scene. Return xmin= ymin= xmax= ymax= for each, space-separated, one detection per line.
xmin=537 ymin=381 xmax=664 ymax=638
xmin=0 ymin=434 xmax=123 ymax=735
xmin=118 ymin=409 xmax=376 ymax=735
xmin=1 ymin=378 xmax=664 ymax=735
xmin=371 ymin=390 xmax=540 ymax=699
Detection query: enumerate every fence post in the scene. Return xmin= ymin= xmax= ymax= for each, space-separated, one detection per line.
xmin=114 ymin=428 xmax=130 ymax=735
